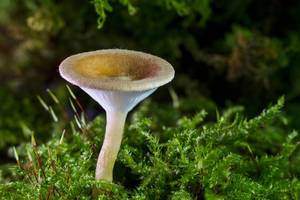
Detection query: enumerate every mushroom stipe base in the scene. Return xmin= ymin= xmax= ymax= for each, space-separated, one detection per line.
xmin=95 ymin=110 xmax=127 ymax=181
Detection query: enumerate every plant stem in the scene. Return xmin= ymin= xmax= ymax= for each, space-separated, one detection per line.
xmin=95 ymin=110 xmax=127 ymax=182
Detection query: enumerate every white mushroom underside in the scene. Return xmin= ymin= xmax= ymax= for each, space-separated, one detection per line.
xmin=81 ymin=87 xmax=157 ymax=113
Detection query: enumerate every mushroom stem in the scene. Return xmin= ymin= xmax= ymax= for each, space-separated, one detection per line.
xmin=95 ymin=110 xmax=128 ymax=182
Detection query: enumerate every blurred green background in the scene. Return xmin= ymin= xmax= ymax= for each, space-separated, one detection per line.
xmin=0 ymin=0 xmax=300 ymax=167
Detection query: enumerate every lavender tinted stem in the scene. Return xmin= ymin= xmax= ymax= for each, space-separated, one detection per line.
xmin=95 ymin=110 xmax=127 ymax=182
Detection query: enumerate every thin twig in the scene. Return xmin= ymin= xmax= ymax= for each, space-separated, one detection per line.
xmin=27 ymin=150 xmax=39 ymax=183
xmin=52 ymin=184 xmax=56 ymax=197
xmin=74 ymin=98 xmax=89 ymax=123
xmin=28 ymin=162 xmax=39 ymax=183
xmin=22 ymin=163 xmax=34 ymax=184
xmin=32 ymin=135 xmax=46 ymax=178
xmin=71 ymin=99 xmax=97 ymax=156
xmin=46 ymin=184 xmax=52 ymax=200
xmin=67 ymin=85 xmax=89 ymax=123
xmin=37 ymin=96 xmax=64 ymax=132
xmin=48 ymin=149 xmax=57 ymax=173
xmin=56 ymin=130 xmax=65 ymax=154
xmin=47 ymin=88 xmax=70 ymax=123
xmin=67 ymin=168 xmax=70 ymax=185
xmin=33 ymin=148 xmax=46 ymax=179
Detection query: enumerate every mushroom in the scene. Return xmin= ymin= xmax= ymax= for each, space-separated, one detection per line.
xmin=59 ymin=49 xmax=174 ymax=182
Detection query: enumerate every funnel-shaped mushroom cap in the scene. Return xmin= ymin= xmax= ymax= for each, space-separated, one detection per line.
xmin=59 ymin=49 xmax=174 ymax=112
xmin=59 ymin=49 xmax=174 ymax=91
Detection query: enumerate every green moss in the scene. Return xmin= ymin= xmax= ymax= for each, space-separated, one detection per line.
xmin=1 ymin=95 xmax=299 ymax=199
xmin=92 ymin=0 xmax=213 ymax=28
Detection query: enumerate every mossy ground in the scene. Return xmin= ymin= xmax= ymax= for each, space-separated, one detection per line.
xmin=0 ymin=93 xmax=299 ymax=199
